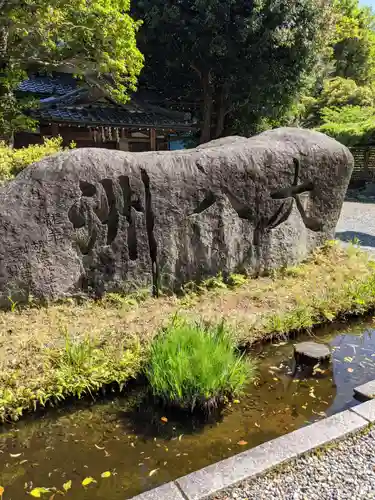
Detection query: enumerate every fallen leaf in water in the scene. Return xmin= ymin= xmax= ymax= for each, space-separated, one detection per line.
xmin=273 ymin=378 xmax=278 ymax=382
xmin=82 ymin=477 xmax=97 ymax=487
xmin=344 ymin=357 xmax=353 ymax=363
xmin=347 ymin=368 xmax=354 ymax=373
xmin=163 ymin=461 xmax=167 ymax=466
xmin=104 ymin=450 xmax=110 ymax=457
xmin=19 ymin=459 xmax=28 ymax=465
xmin=149 ymin=469 xmax=159 ymax=477
xmin=94 ymin=444 xmax=105 ymax=450
xmin=178 ymin=434 xmax=183 ymax=441
xmin=160 ymin=417 xmax=168 ymax=423
xmin=301 ymin=404 xmax=307 ymax=409
xmin=101 ymin=471 xmax=111 ymax=478
xmin=10 ymin=453 xmax=22 ymax=458
xmin=254 ymin=423 xmax=260 ymax=428
xmin=0 ymin=486 xmax=4 ymax=497
xmin=233 ymin=400 xmax=240 ymax=404
xmin=237 ymin=440 xmax=248 ymax=446
xmin=29 ymin=487 xmax=50 ymax=497
xmin=309 ymin=389 xmax=316 ymax=399
xmin=313 ymin=367 xmax=326 ymax=375
xmin=63 ymin=480 xmax=72 ymax=492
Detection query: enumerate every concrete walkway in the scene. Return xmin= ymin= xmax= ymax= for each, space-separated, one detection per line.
xmin=336 ymin=201 xmax=375 ymax=253
xmin=215 ymin=427 xmax=375 ymax=500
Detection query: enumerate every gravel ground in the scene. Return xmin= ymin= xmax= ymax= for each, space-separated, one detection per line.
xmin=336 ymin=201 xmax=375 ymax=251
xmin=214 ymin=427 xmax=375 ymax=500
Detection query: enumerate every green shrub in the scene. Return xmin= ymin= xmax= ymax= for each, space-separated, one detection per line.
xmin=0 ymin=136 xmax=75 ymax=182
xmin=316 ymin=105 xmax=375 ymax=146
xmin=145 ymin=318 xmax=256 ymax=412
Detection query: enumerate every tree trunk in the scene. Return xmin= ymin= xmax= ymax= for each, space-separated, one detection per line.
xmin=199 ymin=70 xmax=213 ymax=144
xmin=214 ymin=83 xmax=229 ymax=139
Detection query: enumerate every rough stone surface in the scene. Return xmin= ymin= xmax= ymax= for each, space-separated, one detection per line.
xmin=0 ymin=127 xmax=353 ymax=305
xmin=214 ymin=427 xmax=375 ymax=500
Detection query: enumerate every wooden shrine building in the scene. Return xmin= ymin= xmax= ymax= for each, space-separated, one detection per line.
xmin=14 ymin=73 xmax=195 ymax=151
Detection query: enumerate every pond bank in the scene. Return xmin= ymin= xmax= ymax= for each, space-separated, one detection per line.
xmin=0 ymin=242 xmax=375 ymax=422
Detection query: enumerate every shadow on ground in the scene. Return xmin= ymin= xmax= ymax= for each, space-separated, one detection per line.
xmin=345 ymin=195 xmax=375 ymax=204
xmin=336 ymin=231 xmax=375 ymax=248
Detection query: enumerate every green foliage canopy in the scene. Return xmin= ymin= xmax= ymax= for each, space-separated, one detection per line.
xmin=333 ymin=0 xmax=375 ymax=85
xmin=133 ymin=0 xmax=333 ymax=142
xmin=298 ymin=1 xmax=375 ymax=146
xmin=317 ymin=106 xmax=375 ymax=146
xmin=0 ymin=0 xmax=143 ymax=138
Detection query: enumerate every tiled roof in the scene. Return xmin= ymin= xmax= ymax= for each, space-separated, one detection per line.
xmin=20 ymin=73 xmax=195 ymax=130
xmin=30 ymin=103 xmax=194 ymax=130
xmin=39 ymin=88 xmax=90 ymax=106
xmin=18 ymin=75 xmax=78 ymax=95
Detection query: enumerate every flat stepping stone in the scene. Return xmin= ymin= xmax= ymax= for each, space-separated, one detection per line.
xmin=294 ymin=341 xmax=331 ymax=366
xmin=354 ymin=380 xmax=375 ymax=401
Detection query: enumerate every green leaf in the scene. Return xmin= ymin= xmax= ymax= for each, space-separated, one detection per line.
xmin=82 ymin=477 xmax=97 ymax=487
xmin=29 ymin=488 xmax=50 ymax=498
xmin=63 ymin=480 xmax=72 ymax=492
xmin=101 ymin=471 xmax=111 ymax=478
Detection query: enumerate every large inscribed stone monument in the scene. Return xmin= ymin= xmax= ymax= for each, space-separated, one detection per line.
xmin=0 ymin=128 xmax=353 ymax=306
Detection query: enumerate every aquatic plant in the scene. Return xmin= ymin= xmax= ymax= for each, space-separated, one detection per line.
xmin=145 ymin=318 xmax=256 ymax=412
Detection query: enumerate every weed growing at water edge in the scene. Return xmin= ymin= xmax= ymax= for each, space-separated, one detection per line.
xmin=145 ymin=317 xmax=256 ymax=413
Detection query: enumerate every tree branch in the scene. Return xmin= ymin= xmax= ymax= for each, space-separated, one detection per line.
xmin=190 ymin=63 xmax=202 ymax=80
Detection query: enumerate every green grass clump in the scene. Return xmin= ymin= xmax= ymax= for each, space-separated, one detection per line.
xmin=145 ymin=318 xmax=256 ymax=413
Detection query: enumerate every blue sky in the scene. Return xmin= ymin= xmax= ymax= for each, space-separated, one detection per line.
xmin=360 ymin=0 xmax=375 ymax=8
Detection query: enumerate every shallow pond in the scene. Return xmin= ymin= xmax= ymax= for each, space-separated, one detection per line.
xmin=1 ymin=320 xmax=375 ymax=499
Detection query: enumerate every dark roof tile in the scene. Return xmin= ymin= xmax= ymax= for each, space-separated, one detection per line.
xmin=31 ymin=104 xmax=194 ymax=130
xmin=18 ymin=75 xmax=78 ymax=95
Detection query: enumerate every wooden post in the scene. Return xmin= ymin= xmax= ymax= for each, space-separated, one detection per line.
xmin=364 ymin=147 xmax=370 ymax=180
xmin=150 ymin=128 xmax=156 ymax=151
xmin=51 ymin=123 xmax=59 ymax=137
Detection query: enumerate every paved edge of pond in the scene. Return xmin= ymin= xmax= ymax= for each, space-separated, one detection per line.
xmin=129 ymin=386 xmax=375 ymax=500
xmin=354 ymin=380 xmax=375 ymax=400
